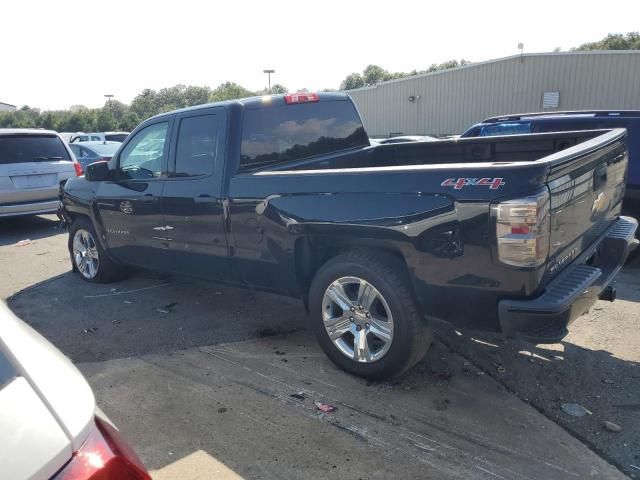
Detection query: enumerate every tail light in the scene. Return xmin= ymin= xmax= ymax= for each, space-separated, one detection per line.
xmin=73 ymin=162 xmax=83 ymax=177
xmin=284 ymin=92 xmax=319 ymax=104
xmin=54 ymin=417 xmax=150 ymax=480
xmin=492 ymin=189 xmax=550 ymax=267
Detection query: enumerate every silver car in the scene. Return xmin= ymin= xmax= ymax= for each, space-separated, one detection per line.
xmin=0 ymin=129 xmax=80 ymax=218
xmin=0 ymin=302 xmax=151 ymax=479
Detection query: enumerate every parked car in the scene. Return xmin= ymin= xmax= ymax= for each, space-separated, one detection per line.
xmin=0 ymin=129 xmax=82 ymax=218
xmin=60 ymin=92 xmax=637 ymax=379
xmin=58 ymin=132 xmax=77 ymax=144
xmin=0 ymin=302 xmax=150 ymax=479
xmin=460 ymin=111 xmax=640 ymax=201
xmin=70 ymin=132 xmax=129 ymax=143
xmin=69 ymin=141 xmax=121 ymax=169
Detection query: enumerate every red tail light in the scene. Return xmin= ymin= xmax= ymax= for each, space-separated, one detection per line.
xmin=74 ymin=162 xmax=83 ymax=177
xmin=54 ymin=417 xmax=150 ymax=480
xmin=284 ymin=92 xmax=319 ymax=104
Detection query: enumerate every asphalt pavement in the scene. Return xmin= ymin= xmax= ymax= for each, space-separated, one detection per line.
xmin=1 ymin=214 xmax=636 ymax=479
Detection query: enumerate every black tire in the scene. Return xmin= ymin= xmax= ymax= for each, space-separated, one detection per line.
xmin=308 ymin=250 xmax=432 ymax=380
xmin=68 ymin=217 xmax=126 ymax=283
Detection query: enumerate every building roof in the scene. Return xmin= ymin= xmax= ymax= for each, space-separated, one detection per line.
xmin=345 ymin=50 xmax=640 ymax=93
xmin=0 ymin=101 xmax=17 ymax=108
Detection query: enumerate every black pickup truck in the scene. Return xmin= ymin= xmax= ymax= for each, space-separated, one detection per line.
xmin=60 ymin=92 xmax=638 ymax=379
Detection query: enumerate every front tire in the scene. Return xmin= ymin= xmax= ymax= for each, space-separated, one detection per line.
xmin=69 ymin=218 xmax=125 ymax=283
xmin=309 ymin=250 xmax=432 ymax=380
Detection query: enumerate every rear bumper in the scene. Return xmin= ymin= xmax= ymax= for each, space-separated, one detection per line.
xmin=0 ymin=199 xmax=59 ymax=218
xmin=498 ymin=216 xmax=638 ymax=343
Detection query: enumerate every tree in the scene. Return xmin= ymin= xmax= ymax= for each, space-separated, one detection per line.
xmin=130 ymin=89 xmax=159 ymax=120
xmin=340 ymin=73 xmax=365 ymax=90
xmin=269 ymin=84 xmax=288 ymax=94
xmin=209 ymin=82 xmax=253 ymax=102
xmin=339 ymin=60 xmax=470 ymax=90
xmin=574 ymin=32 xmax=640 ymax=51
xmin=362 ymin=65 xmax=393 ymax=86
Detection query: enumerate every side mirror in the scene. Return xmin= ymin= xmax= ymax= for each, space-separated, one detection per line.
xmin=85 ymin=161 xmax=111 ymax=181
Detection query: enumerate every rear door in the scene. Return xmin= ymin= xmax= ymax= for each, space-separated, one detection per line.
xmin=546 ymin=130 xmax=627 ymax=279
xmin=161 ymin=107 xmax=231 ymax=280
xmin=0 ymin=133 xmax=75 ymax=206
xmin=94 ymin=120 xmax=172 ymax=266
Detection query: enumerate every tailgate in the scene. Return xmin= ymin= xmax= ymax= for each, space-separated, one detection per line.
xmin=0 ymin=162 xmax=74 ymax=204
xmin=546 ymin=129 xmax=627 ymax=279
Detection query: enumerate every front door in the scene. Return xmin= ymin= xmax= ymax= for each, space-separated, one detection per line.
xmin=95 ymin=120 xmax=172 ymax=267
xmin=161 ymin=108 xmax=232 ymax=281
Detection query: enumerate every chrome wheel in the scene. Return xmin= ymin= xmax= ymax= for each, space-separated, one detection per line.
xmin=73 ymin=229 xmax=100 ymax=279
xmin=321 ymin=276 xmax=394 ymax=363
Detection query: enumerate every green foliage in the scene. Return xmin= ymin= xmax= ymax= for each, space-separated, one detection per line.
xmin=340 ymin=60 xmax=470 ymax=90
xmin=340 ymin=73 xmax=365 ymax=90
xmin=574 ymin=32 xmax=640 ymax=51
xmin=0 ymin=81 xmax=289 ymax=132
xmin=210 ymin=82 xmax=254 ymax=102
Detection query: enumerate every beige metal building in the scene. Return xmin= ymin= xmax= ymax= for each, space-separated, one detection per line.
xmin=347 ymin=51 xmax=640 ymax=137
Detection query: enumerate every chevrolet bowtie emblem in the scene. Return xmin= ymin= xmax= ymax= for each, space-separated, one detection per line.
xmin=592 ymin=192 xmax=608 ymax=214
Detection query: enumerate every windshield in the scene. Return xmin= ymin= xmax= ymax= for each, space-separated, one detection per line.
xmin=0 ymin=135 xmax=70 ymax=164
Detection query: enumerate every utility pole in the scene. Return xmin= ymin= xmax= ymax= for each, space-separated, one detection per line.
xmin=104 ymin=94 xmax=114 ymax=114
xmin=263 ymin=69 xmax=275 ymax=91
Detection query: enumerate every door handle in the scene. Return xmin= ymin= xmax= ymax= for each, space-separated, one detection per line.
xmin=140 ymin=194 xmax=156 ymax=203
xmin=194 ymin=195 xmax=217 ymax=204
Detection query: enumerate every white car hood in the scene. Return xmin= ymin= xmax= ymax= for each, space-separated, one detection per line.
xmin=0 ymin=302 xmax=95 ymax=478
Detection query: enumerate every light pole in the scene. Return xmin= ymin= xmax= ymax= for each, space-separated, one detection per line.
xmin=518 ymin=43 xmax=524 ymax=63
xmin=263 ymin=69 xmax=275 ymax=91
xmin=104 ymin=94 xmax=114 ymax=114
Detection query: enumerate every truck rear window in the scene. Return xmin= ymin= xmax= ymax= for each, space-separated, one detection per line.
xmin=240 ymin=101 xmax=368 ymax=170
xmin=0 ymin=135 xmax=70 ymax=164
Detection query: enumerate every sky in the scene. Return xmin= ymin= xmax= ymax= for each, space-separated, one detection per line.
xmin=2 ymin=0 xmax=639 ymax=110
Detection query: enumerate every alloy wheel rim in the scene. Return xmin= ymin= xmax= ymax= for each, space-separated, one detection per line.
xmin=73 ymin=229 xmax=100 ymax=279
xmin=321 ymin=276 xmax=394 ymax=363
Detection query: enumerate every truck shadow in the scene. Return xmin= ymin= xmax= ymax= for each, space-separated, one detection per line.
xmin=0 ymin=214 xmax=62 ymax=246
xmin=434 ymin=321 xmax=640 ymax=478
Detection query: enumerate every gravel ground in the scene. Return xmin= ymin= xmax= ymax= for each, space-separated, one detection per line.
xmin=1 ymin=213 xmax=638 ymax=478
xmin=435 ymin=254 xmax=640 ymax=478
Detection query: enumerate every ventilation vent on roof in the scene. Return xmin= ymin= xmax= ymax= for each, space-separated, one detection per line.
xmin=542 ymin=91 xmax=560 ymax=109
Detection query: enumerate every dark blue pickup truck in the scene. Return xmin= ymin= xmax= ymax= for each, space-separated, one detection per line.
xmin=461 ymin=111 xmax=640 ymax=201
xmin=60 ymin=93 xmax=637 ymax=379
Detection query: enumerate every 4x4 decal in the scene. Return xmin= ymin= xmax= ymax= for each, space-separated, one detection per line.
xmin=441 ymin=177 xmax=505 ymax=190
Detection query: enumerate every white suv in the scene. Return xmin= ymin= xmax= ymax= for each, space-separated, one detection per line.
xmin=0 ymin=129 xmax=81 ymax=218
xmin=70 ymin=132 xmax=129 ymax=143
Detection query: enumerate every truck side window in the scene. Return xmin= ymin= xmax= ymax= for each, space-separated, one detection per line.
xmin=174 ymin=115 xmax=218 ymax=177
xmin=118 ymin=122 xmax=168 ymax=180
xmin=239 ymin=101 xmax=368 ymax=170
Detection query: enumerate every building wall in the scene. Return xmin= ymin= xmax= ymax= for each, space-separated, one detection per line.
xmin=347 ymin=51 xmax=640 ymax=136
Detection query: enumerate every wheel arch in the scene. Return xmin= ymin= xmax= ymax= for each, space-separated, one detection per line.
xmin=294 ymin=236 xmax=414 ymax=309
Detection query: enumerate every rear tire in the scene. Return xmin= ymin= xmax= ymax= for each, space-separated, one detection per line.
xmin=308 ymin=250 xmax=432 ymax=380
xmin=68 ymin=218 xmax=126 ymax=283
